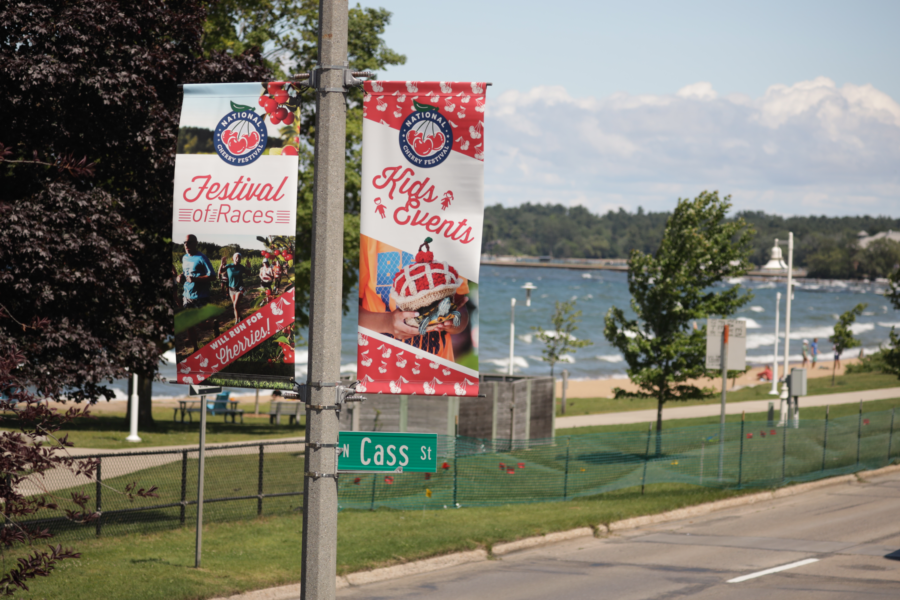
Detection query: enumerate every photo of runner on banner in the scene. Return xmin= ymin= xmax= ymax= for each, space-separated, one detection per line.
xmin=358 ymin=81 xmax=486 ymax=396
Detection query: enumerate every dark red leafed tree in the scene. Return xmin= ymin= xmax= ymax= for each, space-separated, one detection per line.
xmin=0 ymin=0 xmax=269 ymax=593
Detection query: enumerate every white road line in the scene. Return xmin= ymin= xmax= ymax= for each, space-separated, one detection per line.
xmin=727 ymin=558 xmax=820 ymax=583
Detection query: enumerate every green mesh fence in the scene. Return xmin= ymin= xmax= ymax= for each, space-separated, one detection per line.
xmin=338 ymin=408 xmax=900 ymax=510
xmin=20 ymin=408 xmax=900 ymax=541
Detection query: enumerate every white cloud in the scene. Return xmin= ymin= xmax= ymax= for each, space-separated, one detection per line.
xmin=676 ymin=82 xmax=718 ymax=101
xmin=487 ymin=79 xmax=900 ymax=216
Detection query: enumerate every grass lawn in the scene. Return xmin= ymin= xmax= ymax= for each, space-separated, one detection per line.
xmin=8 ymin=482 xmax=760 ymax=600
xmin=0 ymin=405 xmax=304 ymax=450
xmin=559 ymin=396 xmax=900 ymax=435
xmin=557 ymin=372 xmax=900 ymax=418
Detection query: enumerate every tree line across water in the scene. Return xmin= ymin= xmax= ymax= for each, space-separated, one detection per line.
xmin=483 ymin=203 xmax=900 ymax=279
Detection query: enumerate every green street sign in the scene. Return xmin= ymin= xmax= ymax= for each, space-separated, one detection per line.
xmin=338 ymin=432 xmax=438 ymax=473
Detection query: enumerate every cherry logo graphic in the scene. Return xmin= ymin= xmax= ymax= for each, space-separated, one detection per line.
xmin=398 ymin=100 xmax=454 ymax=169
xmin=214 ymin=100 xmax=268 ymax=166
xmin=406 ymin=129 xmax=446 ymax=157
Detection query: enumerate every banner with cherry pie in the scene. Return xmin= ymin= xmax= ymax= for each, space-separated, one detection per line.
xmin=357 ymin=81 xmax=486 ymax=396
xmin=172 ymin=82 xmax=302 ymax=390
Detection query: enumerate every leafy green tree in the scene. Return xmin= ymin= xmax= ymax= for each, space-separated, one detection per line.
xmin=856 ymin=239 xmax=900 ymax=279
xmin=1 ymin=0 xmax=260 ymax=589
xmin=828 ymin=303 xmax=868 ymax=385
xmin=533 ymin=300 xmax=593 ymax=378
xmin=603 ymin=192 xmax=754 ymax=439
xmin=205 ymin=1 xmax=406 ymax=326
xmin=881 ymin=267 xmax=900 ymax=379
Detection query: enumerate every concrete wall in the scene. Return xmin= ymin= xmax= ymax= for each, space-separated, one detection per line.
xmin=340 ymin=375 xmax=555 ymax=441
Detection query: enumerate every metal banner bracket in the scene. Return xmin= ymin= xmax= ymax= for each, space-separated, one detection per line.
xmin=307 ymin=442 xmax=340 ymax=450
xmin=293 ymin=65 xmax=374 ymax=94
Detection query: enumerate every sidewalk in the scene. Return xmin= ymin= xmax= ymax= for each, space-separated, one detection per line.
xmin=20 ymin=437 xmax=305 ymax=496
xmin=555 ymin=387 xmax=900 ymax=429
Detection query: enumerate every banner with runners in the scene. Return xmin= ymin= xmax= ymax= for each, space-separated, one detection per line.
xmin=357 ymin=81 xmax=486 ymax=397
xmin=172 ymin=82 xmax=300 ymax=389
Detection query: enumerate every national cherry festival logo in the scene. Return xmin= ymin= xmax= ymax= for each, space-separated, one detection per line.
xmin=214 ymin=101 xmax=268 ymax=166
xmin=398 ymin=101 xmax=454 ymax=168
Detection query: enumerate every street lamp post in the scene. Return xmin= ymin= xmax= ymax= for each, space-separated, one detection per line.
xmin=779 ymin=233 xmax=794 ymax=426
xmin=508 ymin=297 xmax=516 ymax=377
xmin=521 ymin=282 xmax=536 ymax=307
xmin=769 ymin=292 xmax=781 ymax=396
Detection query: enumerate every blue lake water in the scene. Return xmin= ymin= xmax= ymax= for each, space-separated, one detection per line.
xmin=136 ymin=266 xmax=896 ymax=400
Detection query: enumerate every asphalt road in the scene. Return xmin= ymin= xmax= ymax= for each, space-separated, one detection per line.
xmin=338 ymin=470 xmax=900 ymax=599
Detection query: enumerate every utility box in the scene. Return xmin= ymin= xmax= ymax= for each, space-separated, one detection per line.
xmin=789 ymin=368 xmax=807 ymax=397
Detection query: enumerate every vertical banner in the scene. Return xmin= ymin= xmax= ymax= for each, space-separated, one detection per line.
xmin=357 ymin=81 xmax=486 ymax=396
xmin=172 ymin=82 xmax=301 ymax=389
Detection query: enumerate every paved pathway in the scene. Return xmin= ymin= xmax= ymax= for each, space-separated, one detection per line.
xmin=20 ymin=437 xmax=305 ymax=496
xmin=556 ymin=387 xmax=900 ymax=429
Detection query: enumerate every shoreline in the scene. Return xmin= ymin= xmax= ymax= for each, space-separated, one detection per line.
xmin=76 ymin=357 xmax=869 ymax=415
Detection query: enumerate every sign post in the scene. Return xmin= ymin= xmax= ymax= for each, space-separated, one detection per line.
xmin=195 ymin=394 xmax=207 ymax=568
xmin=706 ymin=319 xmax=747 ymax=481
xmin=338 ymin=432 xmax=438 ymax=473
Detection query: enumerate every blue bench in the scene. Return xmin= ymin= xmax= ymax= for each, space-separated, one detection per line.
xmin=174 ymin=391 xmax=244 ymax=423
xmin=207 ymin=392 xmax=244 ymax=423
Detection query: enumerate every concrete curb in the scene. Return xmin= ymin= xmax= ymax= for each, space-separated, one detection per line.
xmin=342 ymin=549 xmax=487 ymax=587
xmin=215 ymin=463 xmax=900 ymax=599
xmin=492 ymin=527 xmax=595 ymax=556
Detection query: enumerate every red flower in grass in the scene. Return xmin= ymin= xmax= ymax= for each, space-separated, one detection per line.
xmin=760 ymin=431 xmax=766 ymax=437
xmin=384 ymin=476 xmax=394 ymax=485
xmin=499 ymin=462 xmax=506 ymax=471
xmin=863 ymin=419 xmax=870 ymax=426
xmin=747 ymin=433 xmax=753 ymax=439
xmin=770 ymin=430 xmax=777 ymax=435
xmin=353 ymin=477 xmax=361 ymax=485
xmin=441 ymin=462 xmax=450 ymax=470
xmin=424 ymin=473 xmax=431 ymax=480
xmin=517 ymin=462 xmax=525 ymax=469
xmin=506 ymin=468 xmax=515 ymax=475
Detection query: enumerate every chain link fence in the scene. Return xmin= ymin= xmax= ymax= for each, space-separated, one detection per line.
xmin=20 ymin=406 xmax=899 ymax=541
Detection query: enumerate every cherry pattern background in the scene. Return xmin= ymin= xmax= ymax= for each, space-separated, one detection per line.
xmin=363 ymin=81 xmax=486 ymax=163
xmin=356 ymin=331 xmax=477 ymax=397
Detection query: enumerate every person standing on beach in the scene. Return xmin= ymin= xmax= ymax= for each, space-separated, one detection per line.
xmin=802 ymin=339 xmax=809 ymax=368
xmin=834 ymin=344 xmax=842 ymax=371
xmin=219 ymin=252 xmax=249 ymax=327
xmin=811 ymin=338 xmax=819 ymax=368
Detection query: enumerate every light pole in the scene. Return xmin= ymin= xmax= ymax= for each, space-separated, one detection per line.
xmin=521 ymin=282 xmax=536 ymax=307
xmin=769 ymin=292 xmax=781 ymax=396
xmin=761 ymin=239 xmax=788 ymax=399
xmin=508 ymin=298 xmax=516 ymax=376
xmin=779 ymin=233 xmax=794 ymax=425
xmin=301 ymin=1 xmax=349 ymax=597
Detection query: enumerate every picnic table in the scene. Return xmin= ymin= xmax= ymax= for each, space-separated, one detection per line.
xmin=269 ymin=401 xmax=304 ymax=425
xmin=174 ymin=394 xmax=244 ymax=423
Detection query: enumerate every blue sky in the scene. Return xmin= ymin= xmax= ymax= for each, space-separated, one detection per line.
xmin=361 ymin=0 xmax=900 ymax=217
